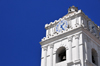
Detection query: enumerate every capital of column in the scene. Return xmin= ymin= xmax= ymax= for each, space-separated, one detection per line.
xmin=43 ymin=46 xmax=48 ymax=51
xmin=75 ymin=34 xmax=79 ymax=39
xmin=49 ymin=44 xmax=54 ymax=48
xmin=68 ymin=36 xmax=72 ymax=41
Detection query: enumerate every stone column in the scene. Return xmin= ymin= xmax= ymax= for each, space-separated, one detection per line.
xmin=53 ymin=52 xmax=56 ymax=66
xmin=41 ymin=48 xmax=44 ymax=66
xmin=79 ymin=33 xmax=84 ymax=66
xmin=43 ymin=46 xmax=47 ymax=66
xmin=50 ymin=44 xmax=54 ymax=66
xmin=67 ymin=37 xmax=72 ymax=62
xmin=84 ymin=39 xmax=89 ymax=61
xmin=75 ymin=34 xmax=79 ymax=60
xmin=98 ymin=47 xmax=100 ymax=66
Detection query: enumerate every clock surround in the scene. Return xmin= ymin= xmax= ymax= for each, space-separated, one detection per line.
xmin=56 ymin=20 xmax=68 ymax=32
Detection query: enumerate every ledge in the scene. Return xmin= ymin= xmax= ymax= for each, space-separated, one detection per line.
xmin=67 ymin=61 xmax=73 ymax=66
xmin=40 ymin=27 xmax=82 ymax=45
xmin=47 ymin=55 xmax=50 ymax=57
xmin=41 ymin=57 xmax=44 ymax=59
xmin=73 ymin=59 xmax=80 ymax=64
xmin=67 ymin=59 xmax=81 ymax=66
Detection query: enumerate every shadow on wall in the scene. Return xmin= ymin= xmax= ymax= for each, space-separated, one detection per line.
xmin=92 ymin=48 xmax=98 ymax=66
xmin=56 ymin=47 xmax=66 ymax=63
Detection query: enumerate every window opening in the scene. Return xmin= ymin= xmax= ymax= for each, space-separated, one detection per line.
xmin=92 ymin=49 xmax=98 ymax=66
xmin=56 ymin=47 xmax=66 ymax=63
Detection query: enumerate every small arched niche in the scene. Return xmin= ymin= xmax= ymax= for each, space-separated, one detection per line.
xmin=56 ymin=47 xmax=66 ymax=63
xmin=91 ymin=48 xmax=98 ymax=66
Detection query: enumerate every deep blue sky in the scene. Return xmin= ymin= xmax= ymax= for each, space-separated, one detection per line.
xmin=0 ymin=0 xmax=100 ymax=66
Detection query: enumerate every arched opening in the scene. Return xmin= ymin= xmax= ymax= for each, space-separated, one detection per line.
xmin=92 ymin=48 xmax=98 ymax=66
xmin=56 ymin=47 xmax=66 ymax=63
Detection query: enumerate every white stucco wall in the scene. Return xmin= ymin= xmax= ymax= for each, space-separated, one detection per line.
xmin=40 ymin=7 xmax=100 ymax=66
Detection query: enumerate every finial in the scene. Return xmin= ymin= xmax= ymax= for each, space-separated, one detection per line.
xmin=68 ymin=6 xmax=78 ymax=13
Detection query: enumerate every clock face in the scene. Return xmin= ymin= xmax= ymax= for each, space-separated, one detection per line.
xmin=88 ymin=21 xmax=97 ymax=34
xmin=56 ymin=20 xmax=68 ymax=32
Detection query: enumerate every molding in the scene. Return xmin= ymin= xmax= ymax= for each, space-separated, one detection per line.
xmin=66 ymin=47 xmax=69 ymax=50
xmin=55 ymin=45 xmax=68 ymax=52
xmin=41 ymin=57 xmax=44 ymax=59
xmin=60 ymin=43 xmax=67 ymax=47
xmin=53 ymin=52 xmax=56 ymax=55
xmin=43 ymin=46 xmax=48 ymax=51
xmin=47 ymin=55 xmax=50 ymax=57
xmin=75 ymin=34 xmax=79 ymax=39
xmin=68 ymin=36 xmax=73 ymax=41
xmin=73 ymin=59 xmax=81 ymax=64
xmin=41 ymin=27 xmax=100 ymax=47
xmin=40 ymin=27 xmax=82 ymax=45
xmin=82 ymin=29 xmax=100 ymax=46
xmin=44 ymin=9 xmax=92 ymax=29
xmin=49 ymin=44 xmax=54 ymax=48
xmin=87 ymin=36 xmax=91 ymax=42
xmin=67 ymin=61 xmax=73 ymax=66
xmin=67 ymin=59 xmax=81 ymax=66
xmin=72 ymin=46 xmax=76 ymax=48
xmin=79 ymin=43 xmax=84 ymax=46
xmin=42 ymin=25 xmax=84 ymax=42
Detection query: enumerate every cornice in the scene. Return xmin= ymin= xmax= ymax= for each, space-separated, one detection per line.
xmin=82 ymin=28 xmax=100 ymax=46
xmin=44 ymin=10 xmax=93 ymax=29
xmin=41 ymin=8 xmax=100 ymax=46
xmin=40 ymin=27 xmax=82 ymax=45
xmin=49 ymin=44 xmax=54 ymax=48
xmin=42 ymin=25 xmax=82 ymax=42
xmin=40 ymin=26 xmax=100 ymax=46
xmin=45 ymin=9 xmax=100 ymax=30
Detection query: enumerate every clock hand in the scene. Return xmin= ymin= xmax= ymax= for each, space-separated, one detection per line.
xmin=61 ymin=23 xmax=65 ymax=30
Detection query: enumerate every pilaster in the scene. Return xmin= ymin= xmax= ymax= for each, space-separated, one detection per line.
xmin=43 ymin=46 xmax=48 ymax=66
xmin=75 ymin=34 xmax=80 ymax=61
xmin=49 ymin=44 xmax=54 ymax=66
xmin=67 ymin=36 xmax=72 ymax=62
xmin=98 ymin=47 xmax=100 ymax=66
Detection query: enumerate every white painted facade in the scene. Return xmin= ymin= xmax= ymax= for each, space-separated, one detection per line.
xmin=40 ymin=6 xmax=100 ymax=66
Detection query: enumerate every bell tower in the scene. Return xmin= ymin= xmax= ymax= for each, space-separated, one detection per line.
xmin=40 ymin=6 xmax=100 ymax=66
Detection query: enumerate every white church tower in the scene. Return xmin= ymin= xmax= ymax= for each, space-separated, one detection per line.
xmin=40 ymin=6 xmax=100 ymax=66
